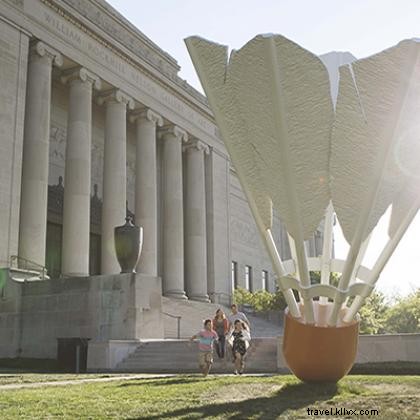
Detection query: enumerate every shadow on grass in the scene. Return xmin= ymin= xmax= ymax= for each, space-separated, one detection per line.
xmin=129 ymin=382 xmax=339 ymax=420
xmin=119 ymin=375 xmax=219 ymax=387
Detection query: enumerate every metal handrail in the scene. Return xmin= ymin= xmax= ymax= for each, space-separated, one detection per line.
xmin=162 ymin=311 xmax=181 ymax=339
xmin=10 ymin=255 xmax=47 ymax=280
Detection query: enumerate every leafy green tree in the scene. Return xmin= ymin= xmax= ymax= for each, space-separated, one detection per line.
xmin=358 ymin=291 xmax=388 ymax=334
xmin=384 ymin=290 xmax=420 ymax=333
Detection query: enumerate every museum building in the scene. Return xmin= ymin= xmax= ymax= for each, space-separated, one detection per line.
xmin=0 ymin=0 xmax=322 ymax=363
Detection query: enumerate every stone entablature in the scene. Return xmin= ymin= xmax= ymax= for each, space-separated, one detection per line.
xmin=47 ymin=0 xmax=211 ymax=116
xmin=1 ymin=0 xmax=219 ymax=146
xmin=62 ymin=0 xmax=210 ymax=108
xmin=62 ymin=0 xmax=180 ymax=76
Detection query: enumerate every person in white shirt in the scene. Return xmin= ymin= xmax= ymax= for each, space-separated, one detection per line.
xmin=227 ymin=303 xmax=251 ymax=331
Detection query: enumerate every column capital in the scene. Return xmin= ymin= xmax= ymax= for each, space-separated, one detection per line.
xmin=97 ymin=89 xmax=135 ymax=109
xmin=159 ymin=125 xmax=188 ymax=143
xmin=29 ymin=41 xmax=63 ymax=67
xmin=60 ymin=67 xmax=101 ymax=90
xmin=183 ymin=138 xmax=210 ymax=155
xmin=129 ymin=108 xmax=163 ymax=126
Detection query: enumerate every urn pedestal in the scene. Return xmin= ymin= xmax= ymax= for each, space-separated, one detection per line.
xmin=282 ymin=302 xmax=359 ymax=383
xmin=114 ymin=217 xmax=143 ymax=273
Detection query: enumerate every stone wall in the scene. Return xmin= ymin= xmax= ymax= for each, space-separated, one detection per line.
xmin=0 ymin=272 xmax=163 ymax=359
xmin=0 ymin=269 xmax=22 ymax=358
xmin=229 ymin=168 xmax=325 ymax=294
xmin=229 ymin=170 xmax=291 ymax=293
xmin=277 ymin=334 xmax=420 ymax=370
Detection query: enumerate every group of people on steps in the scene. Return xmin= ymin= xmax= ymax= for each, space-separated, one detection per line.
xmin=190 ymin=303 xmax=251 ymax=376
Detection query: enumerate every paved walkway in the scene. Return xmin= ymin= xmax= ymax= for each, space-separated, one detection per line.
xmin=0 ymin=374 xmax=175 ymax=390
xmin=0 ymin=373 xmax=275 ymax=390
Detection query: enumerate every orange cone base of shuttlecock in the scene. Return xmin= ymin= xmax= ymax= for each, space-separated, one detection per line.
xmin=283 ymin=302 xmax=359 ymax=383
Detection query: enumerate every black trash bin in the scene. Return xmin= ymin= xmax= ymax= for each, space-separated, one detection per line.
xmin=57 ymin=338 xmax=90 ymax=373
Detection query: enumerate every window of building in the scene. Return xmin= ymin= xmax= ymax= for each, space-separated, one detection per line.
xmin=231 ymin=261 xmax=238 ymax=291
xmin=245 ymin=265 xmax=252 ymax=292
xmin=262 ymin=270 xmax=269 ymax=291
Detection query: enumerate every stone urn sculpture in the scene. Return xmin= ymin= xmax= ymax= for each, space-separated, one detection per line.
xmin=114 ymin=217 xmax=143 ymax=273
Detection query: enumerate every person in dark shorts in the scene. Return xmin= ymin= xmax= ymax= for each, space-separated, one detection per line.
xmin=228 ymin=319 xmax=251 ymax=374
xmin=212 ymin=308 xmax=229 ymax=359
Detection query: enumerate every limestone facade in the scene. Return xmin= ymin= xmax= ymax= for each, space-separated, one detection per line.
xmin=0 ymin=0 xmax=322 ymax=306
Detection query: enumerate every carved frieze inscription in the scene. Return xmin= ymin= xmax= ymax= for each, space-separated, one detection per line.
xmin=29 ymin=3 xmax=217 ymax=138
xmin=61 ymin=0 xmax=179 ymax=78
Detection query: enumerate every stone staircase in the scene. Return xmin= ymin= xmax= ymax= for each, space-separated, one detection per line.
xmin=161 ymin=297 xmax=283 ymax=338
xmin=113 ymin=298 xmax=283 ymax=373
xmin=115 ymin=337 xmax=279 ymax=373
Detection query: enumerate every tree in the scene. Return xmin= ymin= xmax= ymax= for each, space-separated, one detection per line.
xmin=384 ymin=290 xmax=420 ymax=333
xmin=357 ymin=291 xmax=388 ymax=334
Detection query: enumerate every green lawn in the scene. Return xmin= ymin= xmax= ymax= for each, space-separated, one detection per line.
xmin=0 ymin=373 xmax=138 ymax=386
xmin=0 ymin=374 xmax=419 ymax=419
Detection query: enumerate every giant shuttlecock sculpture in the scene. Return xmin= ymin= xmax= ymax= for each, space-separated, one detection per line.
xmin=186 ymin=34 xmax=420 ymax=382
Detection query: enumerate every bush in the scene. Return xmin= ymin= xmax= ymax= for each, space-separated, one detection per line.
xmin=233 ymin=287 xmax=287 ymax=312
xmin=233 ymin=287 xmax=253 ymax=306
xmin=250 ymin=290 xmax=274 ymax=312
xmin=271 ymin=289 xmax=288 ymax=310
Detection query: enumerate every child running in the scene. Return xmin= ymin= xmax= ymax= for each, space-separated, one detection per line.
xmin=190 ymin=319 xmax=218 ymax=376
xmin=228 ymin=320 xmax=251 ymax=375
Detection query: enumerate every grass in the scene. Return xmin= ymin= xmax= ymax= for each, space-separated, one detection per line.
xmin=0 ymin=374 xmax=419 ymax=419
xmin=0 ymin=373 xmax=140 ymax=385
xmin=350 ymin=361 xmax=420 ymax=375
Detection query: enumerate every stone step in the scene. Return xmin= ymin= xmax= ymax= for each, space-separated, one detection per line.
xmin=126 ymin=350 xmax=276 ymax=359
xmin=162 ymin=297 xmax=283 ymax=339
xmin=116 ymin=337 xmax=279 ymax=373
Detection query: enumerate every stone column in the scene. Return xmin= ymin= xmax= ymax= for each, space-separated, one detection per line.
xmin=18 ymin=41 xmax=62 ymax=267
xmin=98 ymin=90 xmax=134 ymax=274
xmin=184 ymin=138 xmax=210 ymax=302
xmin=130 ymin=109 xmax=163 ymax=276
xmin=160 ymin=126 xmax=188 ymax=299
xmin=61 ymin=68 xmax=101 ymax=276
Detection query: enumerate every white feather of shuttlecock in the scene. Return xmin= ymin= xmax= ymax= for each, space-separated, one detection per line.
xmin=185 ymin=34 xmax=420 ymax=327
xmin=186 ymin=34 xmax=336 ymax=323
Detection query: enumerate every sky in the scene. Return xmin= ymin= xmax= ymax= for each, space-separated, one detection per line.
xmin=108 ymin=0 xmax=420 ymax=299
